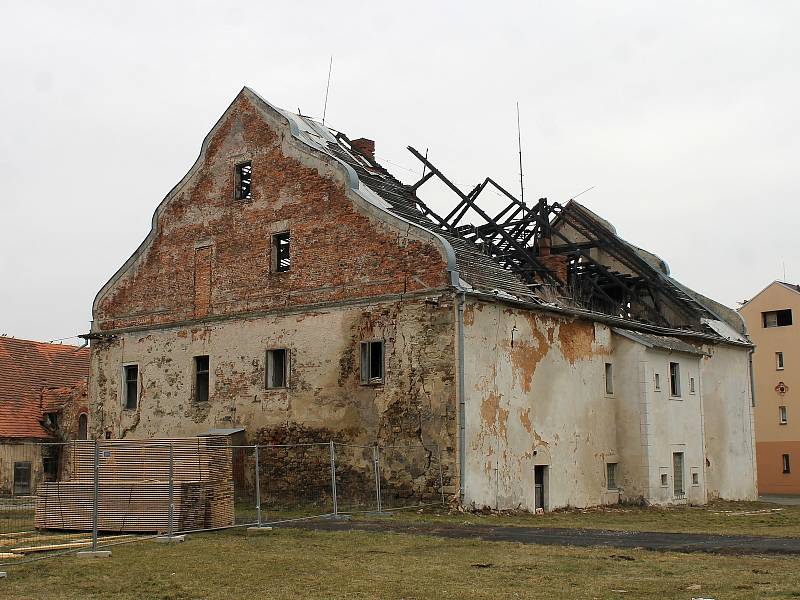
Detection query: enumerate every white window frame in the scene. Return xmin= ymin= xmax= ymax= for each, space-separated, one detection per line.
xmin=360 ymin=340 xmax=385 ymax=385
xmin=669 ymin=362 xmax=681 ymax=398
xmin=604 ymin=363 xmax=614 ymax=396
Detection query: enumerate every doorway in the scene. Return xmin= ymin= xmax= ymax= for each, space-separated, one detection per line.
xmin=534 ymin=465 xmax=548 ymax=511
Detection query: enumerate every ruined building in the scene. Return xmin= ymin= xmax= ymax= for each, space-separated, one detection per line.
xmin=0 ymin=337 xmax=90 ymax=495
xmin=85 ymin=88 xmax=756 ymax=509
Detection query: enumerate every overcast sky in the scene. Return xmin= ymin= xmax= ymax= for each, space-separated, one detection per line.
xmin=1 ymin=1 xmax=798 ymax=343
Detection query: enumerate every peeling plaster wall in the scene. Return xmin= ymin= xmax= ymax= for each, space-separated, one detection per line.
xmin=462 ymin=300 xmax=617 ymax=510
xmin=700 ymin=343 xmax=757 ymax=500
xmin=462 ymin=298 xmax=752 ymax=510
xmin=606 ymin=338 xmax=707 ymax=505
xmin=89 ymin=296 xmax=457 ymax=494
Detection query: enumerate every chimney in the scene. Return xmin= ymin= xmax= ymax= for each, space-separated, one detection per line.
xmin=537 ymin=236 xmax=568 ymax=283
xmin=350 ymin=138 xmax=375 ymax=161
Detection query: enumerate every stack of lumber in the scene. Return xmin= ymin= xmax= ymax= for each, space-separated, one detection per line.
xmin=34 ymin=437 xmax=234 ymax=533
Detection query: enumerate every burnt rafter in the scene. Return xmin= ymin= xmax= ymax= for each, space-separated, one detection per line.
xmin=403 ymin=146 xmax=705 ymax=326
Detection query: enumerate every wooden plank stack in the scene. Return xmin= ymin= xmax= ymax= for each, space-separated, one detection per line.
xmin=34 ymin=437 xmax=234 ymax=533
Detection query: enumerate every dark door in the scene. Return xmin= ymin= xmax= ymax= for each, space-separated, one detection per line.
xmin=13 ymin=461 xmax=32 ymax=495
xmin=534 ymin=465 xmax=546 ymax=511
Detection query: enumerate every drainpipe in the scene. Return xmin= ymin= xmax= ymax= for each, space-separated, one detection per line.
xmin=748 ymin=348 xmax=758 ymax=496
xmin=457 ymin=291 xmax=467 ymax=504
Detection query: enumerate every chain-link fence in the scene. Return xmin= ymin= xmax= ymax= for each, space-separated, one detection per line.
xmin=0 ymin=436 xmax=447 ymax=570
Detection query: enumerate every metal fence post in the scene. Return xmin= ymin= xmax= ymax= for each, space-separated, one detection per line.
xmin=373 ymin=444 xmax=382 ymax=513
xmin=437 ymin=445 xmax=446 ymax=506
xmin=329 ymin=440 xmax=338 ymax=516
xmin=91 ymin=440 xmax=99 ymax=551
xmin=254 ymin=445 xmax=262 ymax=527
xmin=168 ymin=443 xmax=174 ymax=538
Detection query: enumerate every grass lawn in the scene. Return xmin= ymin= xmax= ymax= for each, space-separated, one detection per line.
xmin=3 ymin=527 xmax=800 ymax=599
xmin=368 ymin=499 xmax=800 ymax=538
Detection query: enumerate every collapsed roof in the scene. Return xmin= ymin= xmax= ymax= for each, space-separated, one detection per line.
xmin=258 ymin=89 xmax=747 ymax=344
xmin=0 ymin=337 xmax=89 ymax=439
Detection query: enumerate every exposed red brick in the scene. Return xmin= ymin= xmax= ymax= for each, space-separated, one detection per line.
xmin=95 ymin=95 xmax=448 ymax=331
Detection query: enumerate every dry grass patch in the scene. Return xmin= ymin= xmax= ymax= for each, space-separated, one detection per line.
xmin=3 ymin=527 xmax=800 ymax=599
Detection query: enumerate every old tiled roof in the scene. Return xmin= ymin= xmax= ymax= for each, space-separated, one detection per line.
xmin=0 ymin=337 xmax=89 ymax=439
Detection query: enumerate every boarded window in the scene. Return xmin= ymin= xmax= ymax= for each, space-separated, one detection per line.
xmin=673 ymin=452 xmax=685 ymax=496
xmin=266 ymin=349 xmax=288 ymax=389
xmin=194 ymin=356 xmax=210 ymax=403
xmin=235 ymin=161 xmax=252 ymax=200
xmin=763 ymin=309 xmax=793 ymax=328
xmin=669 ymin=362 xmax=681 ymax=397
xmin=272 ymin=232 xmax=290 ymax=272
xmin=194 ymin=246 xmax=212 ymax=318
xmin=124 ymin=365 xmax=138 ymax=410
xmin=360 ymin=341 xmax=384 ymax=384
xmin=783 ymin=454 xmax=791 ymax=474
xmin=604 ymin=363 xmax=613 ymax=395
xmin=78 ymin=413 xmax=88 ymax=440
xmin=13 ymin=462 xmax=31 ymax=495
xmin=606 ymin=463 xmax=618 ymax=490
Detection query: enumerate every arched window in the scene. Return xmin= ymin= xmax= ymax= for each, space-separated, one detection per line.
xmin=78 ymin=414 xmax=88 ymax=440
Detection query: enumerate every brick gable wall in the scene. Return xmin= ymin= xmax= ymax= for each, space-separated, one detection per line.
xmin=94 ymin=95 xmax=449 ymax=331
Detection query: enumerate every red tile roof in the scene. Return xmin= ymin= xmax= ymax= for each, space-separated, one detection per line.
xmin=0 ymin=337 xmax=89 ymax=439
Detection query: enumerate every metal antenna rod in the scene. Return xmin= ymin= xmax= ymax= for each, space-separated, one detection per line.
xmin=516 ymin=102 xmax=524 ymax=209
xmin=322 ymin=56 xmax=333 ymax=125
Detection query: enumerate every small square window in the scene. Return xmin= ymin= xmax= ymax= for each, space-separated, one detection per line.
xmin=360 ymin=340 xmax=384 ymax=384
xmin=654 ymin=373 xmax=661 ymax=391
xmin=604 ymin=363 xmax=613 ymax=395
xmin=606 ymin=462 xmax=618 ymax=490
xmin=272 ymin=232 xmax=291 ymax=273
xmin=691 ymin=471 xmax=699 ymax=486
xmin=266 ymin=349 xmax=288 ymax=389
xmin=780 ymin=406 xmax=788 ymax=425
xmin=669 ymin=362 xmax=681 ymax=397
xmin=777 ymin=352 xmax=785 ymax=370
xmin=194 ymin=355 xmax=210 ymax=403
xmin=124 ymin=364 xmax=139 ymax=410
xmin=235 ymin=161 xmax=252 ymax=200
xmin=783 ymin=453 xmax=791 ymax=474
xmin=660 ymin=472 xmax=668 ymax=487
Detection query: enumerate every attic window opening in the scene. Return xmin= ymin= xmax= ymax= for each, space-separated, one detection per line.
xmin=235 ymin=161 xmax=252 ymax=201
xmin=763 ymin=309 xmax=793 ymax=328
xmin=272 ymin=232 xmax=291 ymax=273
